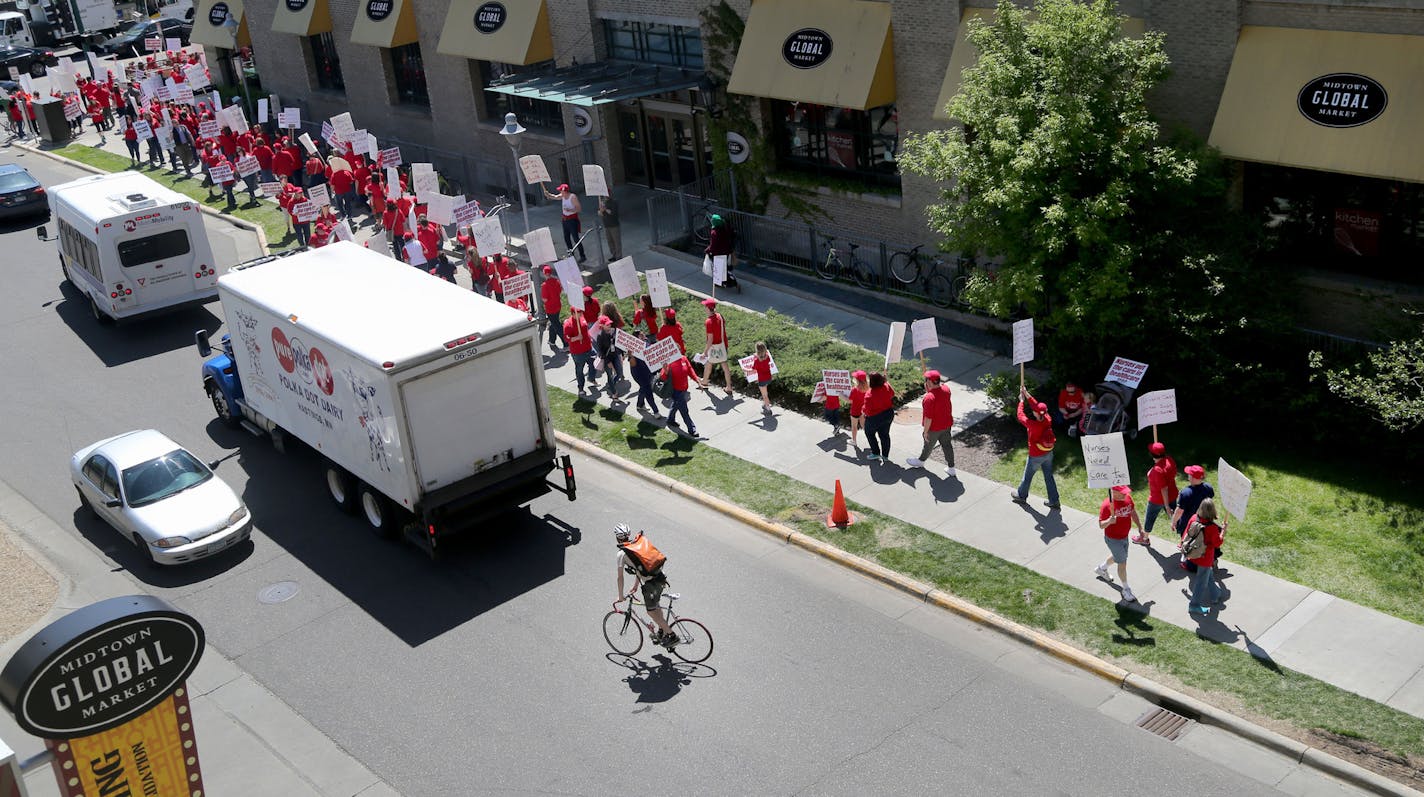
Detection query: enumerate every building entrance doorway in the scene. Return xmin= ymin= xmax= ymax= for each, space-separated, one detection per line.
xmin=618 ymin=101 xmax=712 ymax=190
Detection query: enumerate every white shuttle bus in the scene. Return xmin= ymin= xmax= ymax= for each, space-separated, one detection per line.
xmin=47 ymin=172 xmax=218 ymax=324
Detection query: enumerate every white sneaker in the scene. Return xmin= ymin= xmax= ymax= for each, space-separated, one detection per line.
xmin=906 ymin=457 xmax=925 ymax=468
xmin=1093 ymin=564 xmax=1110 ymax=581
xmin=946 ymin=467 xmax=956 ymax=477
xmin=1121 ymin=585 xmax=1137 ymax=603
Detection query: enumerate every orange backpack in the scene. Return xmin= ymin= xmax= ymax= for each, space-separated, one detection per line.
xmin=619 ymin=533 xmax=666 ymax=576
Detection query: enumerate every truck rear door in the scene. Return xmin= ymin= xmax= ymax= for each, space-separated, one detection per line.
xmin=400 ymin=341 xmax=542 ymax=492
xmin=113 ymin=211 xmax=213 ymax=309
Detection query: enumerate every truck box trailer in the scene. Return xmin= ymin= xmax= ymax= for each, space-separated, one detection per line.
xmin=196 ymin=241 xmax=575 ymax=556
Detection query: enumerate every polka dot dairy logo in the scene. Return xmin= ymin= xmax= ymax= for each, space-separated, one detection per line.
xmin=208 ymin=1 xmax=229 ymax=27
xmin=475 ymin=2 xmax=507 ymax=34
xmin=366 ymin=0 xmax=393 ymax=22
xmin=272 ymin=326 xmax=296 ymax=373
xmin=310 ymin=347 xmax=334 ymax=395
xmin=782 ymin=28 xmax=832 ymax=70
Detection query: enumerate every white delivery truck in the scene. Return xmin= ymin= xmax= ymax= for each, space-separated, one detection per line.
xmin=195 ymin=241 xmax=575 ymax=556
xmin=46 ymin=172 xmax=218 ymax=324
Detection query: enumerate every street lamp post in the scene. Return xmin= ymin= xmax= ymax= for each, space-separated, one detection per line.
xmin=499 ymin=112 xmax=531 ymax=235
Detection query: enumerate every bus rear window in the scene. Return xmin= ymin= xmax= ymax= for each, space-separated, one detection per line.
xmin=117 ymin=229 xmax=191 ymax=268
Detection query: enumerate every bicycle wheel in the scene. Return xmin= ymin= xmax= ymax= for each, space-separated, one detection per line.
xmin=852 ymin=256 xmax=881 ymax=290
xmin=925 ymin=272 xmax=954 ymax=308
xmin=691 ymin=213 xmax=711 ymax=247
xmin=950 ymin=274 xmax=973 ymax=308
xmin=668 ymin=618 xmax=713 ymax=664
xmin=603 ymin=610 xmax=643 ymax=656
xmin=888 ymin=252 xmax=921 ymax=284
xmin=813 ymin=252 xmax=839 ymax=281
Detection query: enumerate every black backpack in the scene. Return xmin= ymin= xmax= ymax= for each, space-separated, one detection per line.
xmin=594 ymin=328 xmax=615 ymax=358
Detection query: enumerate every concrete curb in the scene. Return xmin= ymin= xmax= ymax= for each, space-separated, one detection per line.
xmin=17 ymin=141 xmax=270 ymax=254
xmin=554 ymin=429 xmax=1421 ymax=797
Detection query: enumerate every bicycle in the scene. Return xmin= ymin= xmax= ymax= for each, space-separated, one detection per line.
xmin=814 ymin=236 xmax=881 ymax=290
xmin=887 ymin=244 xmax=956 ymax=308
xmin=603 ymin=591 xmax=714 ymax=664
xmin=689 ymin=201 xmax=719 ymax=248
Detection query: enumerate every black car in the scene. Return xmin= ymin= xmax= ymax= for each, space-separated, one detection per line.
xmin=0 ymin=165 xmax=47 ymax=220
xmin=0 ymin=45 xmax=59 ymax=79
xmin=93 ymin=17 xmax=192 ymax=58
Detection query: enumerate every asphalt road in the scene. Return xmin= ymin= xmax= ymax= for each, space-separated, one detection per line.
xmin=0 ymin=149 xmax=1315 ymax=796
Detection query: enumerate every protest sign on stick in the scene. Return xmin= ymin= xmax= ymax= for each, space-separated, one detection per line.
xmin=642 ymin=337 xmax=681 ymax=370
xmin=412 ymin=168 xmax=440 ymax=200
xmin=282 ymin=107 xmax=300 ymax=128
xmin=810 ymin=382 xmax=828 ymax=404
xmin=884 ymin=322 xmax=906 ymax=368
xmin=425 ymin=193 xmax=454 ymax=226
xmin=609 ymin=257 xmax=640 ymax=299
xmin=1012 ymin=318 xmax=1034 ymax=366
xmin=822 ymin=369 xmax=853 ymax=398
xmin=1104 ymin=356 xmax=1149 ymax=389
xmin=172 ymin=84 xmax=194 ymax=104
xmin=554 ymin=257 xmax=585 ymax=311
xmin=1135 ymin=389 xmax=1178 ymax=439
xmin=518 ymin=155 xmax=550 ymax=184
xmin=910 ymin=318 xmax=939 ymax=356
xmin=1082 ymin=432 xmax=1131 ymax=489
xmin=1217 ymin=458 xmax=1253 ymax=521
xmin=615 ymin=328 xmax=645 ymax=357
xmin=330 ymin=112 xmax=354 ymax=140
xmin=582 ymin=164 xmax=608 ymax=196
xmin=378 ymin=147 xmax=403 ymax=168
xmin=299 ymin=133 xmax=318 ymax=155
xmin=452 ymin=199 xmax=482 ymax=227
xmin=256 ymin=97 xmax=268 ymax=123
xmin=471 ymin=216 xmax=505 ymax=258
xmin=306 ymin=183 xmax=331 ymax=207
xmin=348 ymin=130 xmax=369 ymax=154
xmin=645 ymin=268 xmax=671 ymax=308
xmin=524 ymin=227 xmax=557 ymax=266
xmin=501 ymin=272 xmax=532 ymax=301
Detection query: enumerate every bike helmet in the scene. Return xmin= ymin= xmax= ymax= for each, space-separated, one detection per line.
xmin=613 ymin=523 xmax=633 ymax=542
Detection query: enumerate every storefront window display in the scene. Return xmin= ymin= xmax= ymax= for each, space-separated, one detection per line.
xmin=772 ymin=100 xmax=899 ymax=191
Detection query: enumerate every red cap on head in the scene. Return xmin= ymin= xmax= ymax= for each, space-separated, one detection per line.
xmin=1149 ymin=442 xmax=1166 ymax=456
xmin=664 ymin=308 xmax=676 ymax=320
xmin=924 ymin=370 xmax=941 ymax=383
xmin=542 ymin=265 xmax=552 ymax=275
xmin=1035 ymin=402 xmax=1048 ymax=414
xmin=1185 ymin=465 xmax=1206 ymax=479
xmin=701 ymin=298 xmax=717 ymax=308
xmin=581 ymin=286 xmax=594 ymax=296
xmin=557 ymin=183 xmax=569 ymax=192
xmin=1111 ymin=485 xmax=1132 ymax=499
xmin=853 ymin=370 xmax=867 ymax=381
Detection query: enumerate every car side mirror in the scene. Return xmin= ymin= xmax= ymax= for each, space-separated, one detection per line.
xmin=104 ymin=498 xmax=122 ymax=508
xmin=207 ymin=460 xmax=220 ymax=470
xmin=195 ymin=329 xmax=212 ymax=357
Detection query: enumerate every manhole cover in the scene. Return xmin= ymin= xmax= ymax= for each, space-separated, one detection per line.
xmin=1136 ymin=706 xmax=1191 ymax=741
xmin=257 ymin=581 xmax=300 ymax=604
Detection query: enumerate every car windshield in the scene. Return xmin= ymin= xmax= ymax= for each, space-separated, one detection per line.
xmin=121 ymin=449 xmax=211 ymax=506
xmin=0 ymin=172 xmax=34 ymax=191
xmin=117 ymin=20 xmax=147 ymax=35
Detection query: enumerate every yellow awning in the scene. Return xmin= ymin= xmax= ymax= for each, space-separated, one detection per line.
xmin=350 ymin=0 xmax=418 ymax=48
xmin=436 ymin=0 xmax=553 ymax=65
xmin=934 ymin=9 xmax=1145 ymax=121
xmin=190 ymin=0 xmax=250 ymax=50
xmin=727 ymin=0 xmax=894 ymax=111
xmin=271 ymin=0 xmax=332 ymax=37
xmin=1209 ymin=26 xmax=1424 ymax=183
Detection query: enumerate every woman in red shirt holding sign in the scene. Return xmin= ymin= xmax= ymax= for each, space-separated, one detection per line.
xmin=1094 ymin=485 xmax=1143 ymax=604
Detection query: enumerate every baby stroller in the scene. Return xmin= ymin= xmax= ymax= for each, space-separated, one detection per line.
xmin=1077 ymin=380 xmax=1138 ymax=439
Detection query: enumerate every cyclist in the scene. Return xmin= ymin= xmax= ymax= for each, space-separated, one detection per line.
xmin=613 ymin=523 xmax=676 ymax=648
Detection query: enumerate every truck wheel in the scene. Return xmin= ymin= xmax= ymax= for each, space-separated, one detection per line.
xmin=29 ymin=61 xmax=45 ymax=79
xmin=325 ymin=464 xmax=357 ymax=514
xmin=359 ymin=484 xmax=398 ymax=539
xmin=90 ymin=296 xmax=113 ymax=325
xmin=206 ymin=384 xmax=237 ymax=426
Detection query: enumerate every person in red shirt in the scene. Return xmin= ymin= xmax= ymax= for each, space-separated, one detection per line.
xmin=366 ymin=176 xmax=387 ymax=230
xmin=329 ymin=163 xmax=355 ymax=218
xmin=217 ymin=126 xmax=237 ymax=158
xmin=632 ymin=294 xmax=659 ymax=337
xmin=663 ymin=355 xmax=698 ymax=437
xmin=1184 ymin=498 xmax=1226 ymax=615
xmin=848 ymin=370 xmax=869 ymax=449
xmin=563 ymin=312 xmax=594 ymax=394
xmin=416 ymin=214 xmax=451 ymax=282
xmin=1142 ymin=441 xmax=1179 ymax=543
xmin=862 ymin=371 xmax=897 ymax=463
xmin=906 ymin=369 xmax=956 ymax=477
xmin=304 ymin=153 xmax=326 ymax=188
xmin=752 ymin=341 xmax=774 ymax=413
xmin=656 ymin=308 xmax=685 ymax=354
xmin=1011 ymin=384 xmax=1060 ymax=508
xmin=122 ymin=118 xmax=140 ymax=164
xmin=272 ymin=144 xmax=297 ymax=187
xmin=698 ymin=298 xmax=733 ymax=394
xmin=252 ymin=139 xmax=275 ymax=182
xmin=351 ymin=158 xmax=371 ymax=216
xmin=539 ymin=265 xmax=565 ymax=349
xmin=1057 ymin=382 xmax=1086 ymax=436
xmin=1095 ymin=485 xmax=1144 ymax=603
xmin=580 ymin=286 xmax=601 ymax=325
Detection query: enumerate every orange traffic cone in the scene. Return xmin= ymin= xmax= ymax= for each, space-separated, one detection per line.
xmin=826 ymin=479 xmax=856 ymax=528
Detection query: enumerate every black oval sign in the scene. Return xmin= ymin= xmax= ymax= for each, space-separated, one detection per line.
xmin=474 ymin=2 xmax=506 ymax=34
xmin=1297 ymin=73 xmax=1387 ymax=128
xmin=0 ymin=596 xmax=204 ymax=739
xmin=284 ymin=0 xmax=309 ymax=12
xmin=208 ymin=1 xmax=229 ymax=27
xmin=366 ymin=0 xmax=393 ymax=22
xmin=782 ymin=28 xmax=832 ymax=70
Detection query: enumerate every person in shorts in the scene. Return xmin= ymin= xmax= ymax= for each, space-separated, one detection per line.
xmin=848 ymin=370 xmax=869 ymax=448
xmin=752 ymin=341 xmax=774 ymax=413
xmin=698 ymin=298 xmax=733 ymax=394
xmin=1094 ymin=485 xmax=1143 ymax=603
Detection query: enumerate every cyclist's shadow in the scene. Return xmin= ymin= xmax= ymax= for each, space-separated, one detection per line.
xmin=608 ymin=653 xmax=716 ymax=704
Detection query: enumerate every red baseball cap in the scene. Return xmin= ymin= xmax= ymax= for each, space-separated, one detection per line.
xmin=581 ymin=286 xmax=594 ymax=296
xmin=1185 ymin=465 xmax=1206 ymax=479
xmin=701 ymin=298 xmax=717 ymax=308
xmin=1035 ymin=402 xmax=1048 ymax=414
xmin=542 ymin=265 xmax=552 ymax=275
xmin=557 ymin=183 xmax=570 ymax=192
xmin=852 ymin=370 xmax=867 ymax=380
xmin=1149 ymin=442 xmax=1166 ymax=456
xmin=1111 ymin=485 xmax=1132 ymax=499
xmin=924 ymin=370 xmax=941 ymax=382
xmin=664 ymin=308 xmax=676 ymax=320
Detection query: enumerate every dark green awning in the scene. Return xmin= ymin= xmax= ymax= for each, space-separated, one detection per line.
xmin=484 ymin=60 xmax=706 ymax=107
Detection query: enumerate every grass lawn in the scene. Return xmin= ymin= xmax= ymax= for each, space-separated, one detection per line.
xmin=51 ymin=143 xmax=296 ymax=252
xmin=549 ymin=387 xmax=1424 ymax=762
xmin=989 ymin=427 xmax=1424 ymax=625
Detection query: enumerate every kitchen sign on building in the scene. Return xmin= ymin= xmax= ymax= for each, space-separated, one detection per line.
xmin=0 ymin=596 xmax=206 ymax=797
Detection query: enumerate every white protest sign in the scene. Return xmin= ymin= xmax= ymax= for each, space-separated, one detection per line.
xmin=208 ymin=163 xmax=234 ymax=183
xmin=822 ymin=369 xmax=853 ymax=398
xmin=645 ymin=268 xmax=671 ymax=308
xmin=329 ymin=111 xmax=354 ymax=140
xmin=609 ymin=257 xmax=640 ymax=299
xmin=292 ymin=201 xmax=318 ymax=222
xmin=413 ymin=168 xmax=439 ymax=200
xmin=378 ymin=147 xmax=402 ymax=168
xmin=884 ymin=321 xmax=906 ymax=366
xmin=18 ymin=73 xmax=32 ymax=94
xmin=1216 ymin=458 xmax=1253 ymax=520
xmin=518 ymin=154 xmax=550 ymax=184
xmin=615 ymin=328 xmax=645 ymax=357
xmin=553 ymin=257 xmax=585 ymax=311
xmin=711 ymin=255 xmax=728 ymax=286
xmin=155 ymin=125 xmax=174 ymax=150
xmin=222 ymin=104 xmax=247 ymax=133
xmin=299 ymin=132 xmax=318 ymax=155
xmin=333 ymin=219 xmax=355 ymax=242
xmin=165 ymin=37 xmax=182 ymax=51
xmin=738 ymin=355 xmax=758 ymax=383
xmin=256 ymin=97 xmax=268 ymax=123
xmin=1105 ymin=356 xmax=1149 ymax=389
xmin=501 ymin=272 xmax=532 ymax=300
xmin=1082 ymin=432 xmax=1131 ymax=489
xmin=282 ymin=107 xmax=300 ymax=128
xmin=1135 ymin=389 xmax=1178 ymax=431
xmin=144 ymin=36 xmax=161 ymax=51
xmin=404 ymin=239 xmax=426 ymax=265
xmin=320 ymin=120 xmax=338 ymax=148
xmin=208 ymin=90 xmax=222 ymax=109
xmin=349 ymin=129 xmax=369 ymax=154
xmin=185 ymin=64 xmax=209 ymax=89
xmin=384 ymin=166 xmax=400 ymax=195
xmin=582 ymin=164 xmax=608 ymax=197
xmin=642 ymin=337 xmax=681 ymax=370
xmin=133 ymin=120 xmax=153 ymax=140
xmin=471 ymin=216 xmax=505 ymax=258
xmin=453 ymin=199 xmax=483 ymax=227
xmin=198 ymin=119 xmax=220 ymax=139
xmin=910 ymin=317 xmax=939 ymax=355
xmin=235 ymin=155 xmax=259 ymax=178
xmin=258 ymin=181 xmax=282 ymax=197
xmin=1012 ymin=318 xmax=1035 ymax=366
xmin=366 ymin=133 xmax=378 ymax=158
xmin=51 ymin=69 xmax=78 ymax=95
xmin=525 ymin=227 xmax=557 ymax=266
xmin=425 ymin=193 xmax=454 ymax=225
xmin=811 ymin=382 xmax=827 ymax=404
xmin=306 ymin=183 xmax=331 ymax=207
xmin=172 ymin=83 xmax=193 ymax=104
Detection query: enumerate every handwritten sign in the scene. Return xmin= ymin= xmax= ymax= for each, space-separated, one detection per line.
xmin=281 ymin=107 xmax=300 ymax=128
xmin=1135 ymin=389 xmax=1178 ymax=430
xmin=155 ymin=125 xmax=174 ymax=150
xmin=235 ymin=155 xmax=259 ymax=178
xmin=184 ymin=64 xmax=209 ymax=89
xmin=366 ymin=133 xmax=379 ymax=159
xmin=525 ymin=227 xmax=557 ymax=266
xmin=885 ymin=322 xmax=906 ymax=366
xmin=378 ymin=147 xmax=402 ymax=168
xmin=609 ymin=257 xmax=640 ymax=299
xmin=1216 ymin=457 xmax=1253 ymax=520
xmin=384 ymin=166 xmax=400 ymax=197
xmin=642 ymin=337 xmax=681 ymax=370
xmin=1012 ymin=318 xmax=1034 ymax=365
xmin=412 ymin=167 xmax=439 ymax=200
xmin=501 ymin=271 xmax=532 ymax=300
xmin=222 ymin=104 xmax=247 ymax=134
xmin=258 ymin=181 xmax=282 ymax=197
xmin=306 ymin=183 xmax=331 ymax=207
xmin=333 ymin=219 xmax=354 ymax=242
xmin=910 ymin=318 xmax=938 ymax=355
xmin=208 ymin=163 xmax=233 ymax=183
xmin=425 ymin=193 xmax=454 ymax=225
xmin=553 ymin=257 xmax=585 ymax=311
xmin=292 ymin=201 xmax=317 ymax=222
xmin=452 ymin=199 xmax=482 ymax=227
xmin=348 ymin=129 xmax=369 ymax=154
xmin=645 ymin=268 xmax=671 ymax=308
xmin=582 ymin=164 xmax=608 ymax=197
xmin=811 ymin=382 xmax=827 ymax=404
xmin=256 ymin=97 xmax=268 ymax=123
xmin=1082 ymin=432 xmax=1130 ymax=489
xmin=1104 ymin=356 xmax=1149 ymax=389
xmin=709 ymin=255 xmax=728 ymax=286
xmin=471 ymin=216 xmax=504 ymax=258
xmin=518 ymin=154 xmax=550 ymax=184
xmin=329 ymin=112 xmax=354 ymax=140
xmin=614 ymin=328 xmax=645 ymax=357
xmin=822 ymin=369 xmax=853 ymax=398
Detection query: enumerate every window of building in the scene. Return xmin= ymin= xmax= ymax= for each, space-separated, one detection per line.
xmin=387 ymin=43 xmax=429 ymax=108
xmin=603 ymin=20 xmax=702 ymax=68
xmin=771 ymin=101 xmax=900 ymax=190
xmin=309 ymin=32 xmax=344 ymax=92
xmin=476 ymin=60 xmax=563 ymax=134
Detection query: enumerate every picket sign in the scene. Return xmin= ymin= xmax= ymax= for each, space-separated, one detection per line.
xmin=1135 ymin=389 xmax=1178 ymax=432
xmin=256 ymin=97 xmax=268 ymax=123
xmin=910 ymin=318 xmax=939 ymax=356
xmin=614 ymin=328 xmax=645 ymax=357
xmin=884 ymin=322 xmax=906 ymax=368
xmin=379 ymin=147 xmax=403 ymax=168
xmin=582 ymin=164 xmax=608 ymax=197
xmin=471 ymin=216 xmax=505 ymax=258
xmin=235 ymin=155 xmax=259 ymax=178
xmin=525 ymin=227 xmax=558 ymax=266
xmin=822 ymin=369 xmax=853 ymax=398
xmin=1012 ymin=318 xmax=1035 ymax=366
xmin=608 ymin=257 xmax=640 ymax=299
xmin=810 ymin=382 xmax=828 ymax=404
xmin=501 ymin=271 xmax=532 ymax=300
xmin=1104 ymin=356 xmax=1149 ymax=389
xmin=738 ymin=354 xmax=779 ymax=383
xmin=299 ymin=133 xmax=318 ymax=155
xmin=198 ymin=119 xmax=220 ymax=138
xmin=518 ymin=155 xmax=550 ymax=184
xmin=307 ymin=183 xmax=331 ymax=208
xmin=553 ymin=257 xmax=585 ymax=311
xmin=645 ymin=268 xmax=671 ymax=308
xmin=208 ymin=163 xmax=233 ymax=183
xmin=1082 ymin=432 xmax=1130 ymax=489
xmin=258 ymin=181 xmax=282 ymax=197
xmin=642 ymin=337 xmax=681 ymax=370
xmin=1217 ymin=458 xmax=1253 ymax=520
xmin=292 ymin=201 xmax=318 ymax=222
xmin=452 ymin=199 xmax=483 ymax=227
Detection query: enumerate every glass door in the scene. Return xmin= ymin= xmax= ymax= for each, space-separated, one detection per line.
xmin=618 ymin=110 xmax=646 ymax=184
xmin=647 ymin=115 xmax=674 ymax=187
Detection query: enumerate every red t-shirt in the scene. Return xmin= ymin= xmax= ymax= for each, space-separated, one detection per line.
xmin=1018 ymin=398 xmax=1056 ymax=457
xmin=540 ymin=277 xmax=563 ymax=315
xmin=1186 ymin=515 xmax=1224 ymax=567
xmin=1147 ymin=456 xmax=1179 ymax=506
xmin=657 ymin=322 xmax=685 ymax=354
xmin=272 ymin=150 xmax=297 ymax=177
xmin=564 ymin=316 xmax=592 ymax=355
xmin=632 ymin=308 xmax=659 ymax=337
xmin=666 ymin=357 xmax=697 ymax=391
xmin=252 ymin=144 xmax=274 ymax=170
xmin=921 ymin=385 xmax=954 ymax=431
xmin=1058 ymin=388 xmax=1084 ymax=414
xmin=705 ymin=313 xmax=726 ymax=345
xmin=416 ymin=223 xmax=442 ymax=261
xmin=753 ymin=355 xmax=772 ymax=382
xmin=1100 ymin=496 xmax=1136 ymax=540
xmin=330 ymin=169 xmax=354 ymax=194
xmin=849 ymin=387 xmax=867 ymax=416
xmin=864 ymin=383 xmax=895 ymax=416
xmin=581 ymin=297 xmax=601 ymax=325
xmin=824 ymin=394 xmax=842 ymax=410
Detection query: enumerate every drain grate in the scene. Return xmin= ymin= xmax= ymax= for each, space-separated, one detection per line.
xmin=257 ymin=581 xmax=300 ymax=604
xmin=1136 ymin=707 xmax=1191 ymax=741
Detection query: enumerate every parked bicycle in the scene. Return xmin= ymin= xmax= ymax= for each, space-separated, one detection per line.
xmin=814 ymin=235 xmax=881 ymax=290
xmin=689 ymin=200 xmax=720 ymax=248
xmin=887 ymin=244 xmax=957 ymax=308
xmin=603 ymin=591 xmax=714 ymax=664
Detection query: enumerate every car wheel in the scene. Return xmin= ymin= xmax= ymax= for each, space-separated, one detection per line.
xmin=75 ymin=486 xmax=91 ymax=513
xmin=325 ymin=463 xmax=357 ymax=514
xmin=206 ymin=384 xmax=237 ymax=426
xmin=28 ymin=61 xmax=45 ymax=79
xmin=90 ymin=296 xmax=113 ymax=325
xmin=358 ymin=483 xmax=398 ymax=539
xmin=132 ymin=533 xmax=159 ymax=567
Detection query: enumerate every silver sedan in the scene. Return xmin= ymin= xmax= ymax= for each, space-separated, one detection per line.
xmin=70 ymin=429 xmax=252 ymax=566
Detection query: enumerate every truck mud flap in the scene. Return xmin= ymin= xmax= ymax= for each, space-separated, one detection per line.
xmin=559 ymin=454 xmax=576 ymax=501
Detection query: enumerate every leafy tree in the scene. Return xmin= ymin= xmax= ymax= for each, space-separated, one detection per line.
xmin=900 ymin=0 xmax=1290 ymax=388
xmin=1310 ymin=327 xmax=1424 ymax=433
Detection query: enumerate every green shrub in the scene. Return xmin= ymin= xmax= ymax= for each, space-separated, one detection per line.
xmin=978 ymin=370 xmax=1043 ymax=417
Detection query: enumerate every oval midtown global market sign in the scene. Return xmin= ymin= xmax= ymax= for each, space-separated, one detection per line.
xmin=475 ymin=2 xmax=507 ymax=34
xmin=1297 ymin=73 xmax=1387 ymax=128
xmin=208 ymin=1 xmax=229 ymax=26
xmin=782 ymin=28 xmax=833 ymax=69
xmin=0 ymin=596 xmax=204 ymax=738
xmin=366 ymin=0 xmax=394 ymax=22
xmin=285 ymin=0 xmax=310 ymax=11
